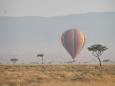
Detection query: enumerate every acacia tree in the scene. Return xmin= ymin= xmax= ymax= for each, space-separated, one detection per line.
xmin=88 ymin=44 xmax=108 ymax=66
xmin=10 ymin=58 xmax=18 ymax=64
xmin=37 ymin=54 xmax=44 ymax=64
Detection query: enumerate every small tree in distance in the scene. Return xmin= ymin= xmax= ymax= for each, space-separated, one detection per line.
xmin=10 ymin=58 xmax=18 ymax=64
xmin=88 ymin=44 xmax=108 ymax=66
xmin=37 ymin=54 xmax=44 ymax=64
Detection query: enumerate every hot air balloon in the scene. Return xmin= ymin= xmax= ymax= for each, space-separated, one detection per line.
xmin=61 ymin=29 xmax=86 ymax=62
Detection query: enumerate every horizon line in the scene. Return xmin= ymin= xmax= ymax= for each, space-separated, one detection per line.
xmin=0 ymin=11 xmax=115 ymax=18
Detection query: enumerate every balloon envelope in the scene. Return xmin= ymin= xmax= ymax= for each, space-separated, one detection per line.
xmin=61 ymin=29 xmax=86 ymax=60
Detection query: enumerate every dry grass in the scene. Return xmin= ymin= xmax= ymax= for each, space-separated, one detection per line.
xmin=0 ymin=64 xmax=115 ymax=86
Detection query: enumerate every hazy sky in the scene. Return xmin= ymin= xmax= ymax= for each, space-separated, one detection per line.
xmin=0 ymin=0 xmax=115 ymax=16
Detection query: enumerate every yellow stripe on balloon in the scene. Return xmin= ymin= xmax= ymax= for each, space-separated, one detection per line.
xmin=78 ymin=31 xmax=85 ymax=54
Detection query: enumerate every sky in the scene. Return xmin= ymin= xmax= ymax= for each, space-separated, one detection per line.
xmin=0 ymin=0 xmax=115 ymax=16
xmin=0 ymin=0 xmax=115 ymax=64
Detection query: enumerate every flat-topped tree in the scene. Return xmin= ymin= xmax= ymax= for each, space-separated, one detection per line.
xmin=88 ymin=44 xmax=108 ymax=66
xmin=10 ymin=58 xmax=18 ymax=64
xmin=37 ymin=54 xmax=44 ymax=64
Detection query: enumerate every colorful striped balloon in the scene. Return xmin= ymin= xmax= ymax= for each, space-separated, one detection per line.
xmin=61 ymin=29 xmax=86 ymax=61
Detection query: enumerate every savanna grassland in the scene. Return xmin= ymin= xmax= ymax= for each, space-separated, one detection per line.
xmin=0 ymin=64 xmax=115 ymax=86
